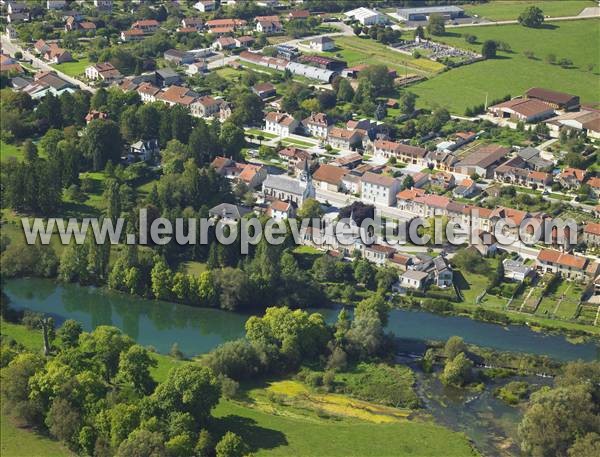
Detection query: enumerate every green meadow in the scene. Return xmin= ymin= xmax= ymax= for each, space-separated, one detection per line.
xmin=464 ymin=0 xmax=596 ymax=21
xmin=411 ymin=19 xmax=600 ymax=114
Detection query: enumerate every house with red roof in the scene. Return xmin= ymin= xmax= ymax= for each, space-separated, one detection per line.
xmin=536 ymin=249 xmax=589 ymax=280
xmin=557 ymin=167 xmax=587 ymax=189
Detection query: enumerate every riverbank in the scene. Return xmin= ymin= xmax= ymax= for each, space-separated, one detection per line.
xmin=4 ymin=278 xmax=598 ymax=361
xmin=1 ymin=320 xmax=481 ymax=457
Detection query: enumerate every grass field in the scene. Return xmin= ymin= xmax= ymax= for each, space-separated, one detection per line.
xmin=213 ymin=399 xmax=478 ymax=457
xmin=1 ymin=416 xmax=72 ymax=457
xmin=463 ymin=1 xmax=595 ymax=21
xmin=0 ymin=141 xmax=23 ymax=161
xmin=51 ymin=57 xmax=91 ymax=77
xmin=322 ymin=36 xmax=446 ymax=76
xmin=411 ymin=19 xmax=600 ymax=114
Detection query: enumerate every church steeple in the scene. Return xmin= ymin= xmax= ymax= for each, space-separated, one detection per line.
xmin=299 ymin=159 xmax=315 ymax=202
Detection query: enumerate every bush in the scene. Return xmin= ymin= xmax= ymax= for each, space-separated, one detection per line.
xmin=305 ymin=371 xmax=323 ymax=387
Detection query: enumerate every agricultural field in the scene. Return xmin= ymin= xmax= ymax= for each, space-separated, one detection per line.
xmin=321 ymin=36 xmax=446 ymax=77
xmin=463 ymin=1 xmax=596 ymax=21
xmin=411 ymin=19 xmax=600 ymax=114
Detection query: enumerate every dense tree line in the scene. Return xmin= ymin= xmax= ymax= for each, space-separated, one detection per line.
xmin=1 ymin=323 xmax=245 ymax=457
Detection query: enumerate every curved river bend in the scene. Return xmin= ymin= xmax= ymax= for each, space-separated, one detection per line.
xmin=4 ymin=278 xmax=598 ymax=361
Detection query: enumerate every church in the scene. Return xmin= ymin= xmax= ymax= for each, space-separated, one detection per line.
xmin=262 ymin=160 xmax=315 ymax=205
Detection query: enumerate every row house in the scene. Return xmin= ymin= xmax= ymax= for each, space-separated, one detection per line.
xmin=583 ymin=223 xmax=600 ymax=247
xmin=206 ymin=18 xmax=247 ymax=32
xmin=425 ymin=150 xmax=459 ymax=171
xmin=136 ymin=82 xmax=160 ymax=102
xmin=265 ymin=111 xmax=298 ymax=137
xmin=494 ymin=161 xmax=552 ymax=190
xmin=589 ymin=177 xmax=600 ymax=199
xmin=131 ymin=19 xmax=160 ymax=33
xmin=364 ymin=244 xmax=396 ymax=265
xmin=121 ymin=29 xmax=145 ymax=41
xmin=536 ymin=249 xmax=590 ymax=280
xmin=302 ymin=112 xmax=332 ymax=138
xmin=361 ymin=172 xmax=401 ymax=206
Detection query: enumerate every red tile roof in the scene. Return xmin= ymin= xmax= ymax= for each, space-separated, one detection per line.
xmin=537 ymin=249 xmax=587 ymax=269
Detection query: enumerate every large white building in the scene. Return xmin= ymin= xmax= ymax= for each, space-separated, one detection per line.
xmin=265 ymin=112 xmax=298 ymax=137
xmin=360 ymin=172 xmax=401 ymax=206
xmin=344 ymin=7 xmax=388 ymax=25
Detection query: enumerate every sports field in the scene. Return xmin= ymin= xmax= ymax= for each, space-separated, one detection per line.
xmin=411 ymin=19 xmax=600 ymax=114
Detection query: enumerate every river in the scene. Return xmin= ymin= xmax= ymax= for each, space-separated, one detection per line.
xmin=4 ymin=278 xmax=598 ymax=361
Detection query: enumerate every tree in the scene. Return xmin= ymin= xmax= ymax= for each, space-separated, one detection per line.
xmin=426 ymin=14 xmax=445 ymax=36
xmin=0 ymin=353 xmax=45 ymax=425
xmin=444 ymin=336 xmax=467 ymax=361
xmin=219 ymin=121 xmax=245 ymax=159
xmin=116 ymin=429 xmax=165 ymax=457
xmin=399 ymin=91 xmax=416 ymax=115
xmin=118 ymin=345 xmax=157 ymax=395
xmin=464 ymin=34 xmax=477 ymax=44
xmin=215 ymin=432 xmax=246 ymax=457
xmin=414 ymin=25 xmax=424 ymax=40
xmin=152 ymin=364 xmax=220 ymax=424
xmin=518 ymin=6 xmax=545 ymax=27
xmin=481 ymin=40 xmax=497 ymax=59
xmin=440 ymin=352 xmax=473 ymax=386
xmin=45 ymin=398 xmax=81 ymax=445
xmin=568 ymin=433 xmax=600 ymax=457
xmin=297 ymin=198 xmax=323 ymax=220
xmin=150 ymin=257 xmax=174 ymax=300
xmin=57 ymin=319 xmax=82 ymax=349
xmin=519 ymin=385 xmax=597 ymax=456
xmin=336 ymin=78 xmax=355 ymax=102
xmin=353 ymin=258 xmax=375 ymax=288
xmin=196 ymin=430 xmax=214 ymax=457
xmin=204 ymin=339 xmax=261 ymax=381
xmin=81 ymin=119 xmax=123 ymax=170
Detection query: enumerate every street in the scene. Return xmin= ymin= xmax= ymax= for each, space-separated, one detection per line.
xmin=1 ymin=35 xmax=97 ymax=93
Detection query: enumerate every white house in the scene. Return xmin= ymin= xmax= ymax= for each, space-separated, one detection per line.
xmin=265 ymin=111 xmax=298 ymax=137
xmin=302 ymin=112 xmax=332 ymax=138
xmin=309 ymin=36 xmax=335 ymax=52
xmin=85 ymin=62 xmax=122 ymax=82
xmin=186 ymin=60 xmax=208 ymax=76
xmin=400 ymin=270 xmax=429 ymax=290
xmin=360 ymin=172 xmax=400 ymax=206
xmin=268 ymin=199 xmax=296 ymax=221
xmin=193 ymin=0 xmax=215 ymax=12
xmin=127 ymin=139 xmax=160 ymax=163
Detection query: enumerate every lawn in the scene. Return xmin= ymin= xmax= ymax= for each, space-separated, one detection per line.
xmin=322 ymin=36 xmax=446 ymax=77
xmin=1 ymin=141 xmax=23 ymax=161
xmin=212 ymin=399 xmax=478 ymax=457
xmin=246 ymin=128 xmax=277 ymax=139
xmin=281 ymin=137 xmax=317 ymax=148
xmin=463 ymin=1 xmax=595 ymax=21
xmin=411 ymin=19 xmax=600 ymax=114
xmin=1 ymin=415 xmax=72 ymax=457
xmin=52 ymin=56 xmax=91 ymax=77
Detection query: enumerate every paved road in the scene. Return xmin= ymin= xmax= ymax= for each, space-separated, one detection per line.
xmin=1 ymin=36 xmax=96 ymax=93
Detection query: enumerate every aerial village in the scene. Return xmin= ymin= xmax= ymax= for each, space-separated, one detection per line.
xmin=0 ymin=2 xmax=599 ymax=457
